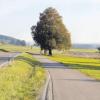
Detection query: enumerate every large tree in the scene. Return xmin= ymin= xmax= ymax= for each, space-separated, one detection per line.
xmin=31 ymin=7 xmax=71 ymax=56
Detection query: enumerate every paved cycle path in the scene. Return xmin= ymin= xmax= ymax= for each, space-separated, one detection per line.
xmin=34 ymin=54 xmax=100 ymax=100
xmin=0 ymin=52 xmax=20 ymax=67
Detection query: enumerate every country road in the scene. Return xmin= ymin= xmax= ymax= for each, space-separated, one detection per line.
xmin=0 ymin=52 xmax=20 ymax=67
xmin=34 ymin=54 xmax=100 ymax=100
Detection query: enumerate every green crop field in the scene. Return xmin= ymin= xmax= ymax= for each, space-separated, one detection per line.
xmin=0 ymin=53 xmax=46 ymax=100
xmin=48 ymin=54 xmax=100 ymax=80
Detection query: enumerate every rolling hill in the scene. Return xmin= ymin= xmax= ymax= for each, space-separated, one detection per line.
xmin=0 ymin=34 xmax=26 ymax=46
xmin=72 ymin=44 xmax=100 ymax=49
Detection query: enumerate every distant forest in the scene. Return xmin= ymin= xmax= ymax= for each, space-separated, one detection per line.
xmin=0 ymin=34 xmax=26 ymax=46
xmin=73 ymin=44 xmax=100 ymax=49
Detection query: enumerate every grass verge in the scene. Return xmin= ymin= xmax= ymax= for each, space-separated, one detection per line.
xmin=48 ymin=54 xmax=100 ymax=80
xmin=0 ymin=53 xmax=46 ymax=100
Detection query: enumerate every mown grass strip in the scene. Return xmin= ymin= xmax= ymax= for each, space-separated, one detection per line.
xmin=48 ymin=55 xmax=100 ymax=80
xmin=0 ymin=53 xmax=46 ymax=100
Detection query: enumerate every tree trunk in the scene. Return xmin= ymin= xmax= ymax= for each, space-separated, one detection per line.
xmin=40 ymin=48 xmax=43 ymax=55
xmin=48 ymin=48 xmax=52 ymax=56
xmin=44 ymin=49 xmax=47 ymax=55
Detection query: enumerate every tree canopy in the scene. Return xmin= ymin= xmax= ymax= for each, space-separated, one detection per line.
xmin=31 ymin=7 xmax=71 ymax=55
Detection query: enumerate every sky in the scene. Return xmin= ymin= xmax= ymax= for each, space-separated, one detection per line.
xmin=0 ymin=0 xmax=100 ymax=44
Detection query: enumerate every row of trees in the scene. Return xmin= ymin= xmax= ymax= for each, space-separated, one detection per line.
xmin=31 ymin=7 xmax=71 ymax=55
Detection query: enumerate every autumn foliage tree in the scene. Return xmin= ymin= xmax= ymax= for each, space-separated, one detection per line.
xmin=31 ymin=7 xmax=71 ymax=56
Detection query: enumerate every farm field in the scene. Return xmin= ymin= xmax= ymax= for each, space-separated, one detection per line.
xmin=0 ymin=53 xmax=45 ymax=100
xmin=70 ymin=48 xmax=97 ymax=53
xmin=0 ymin=43 xmax=40 ymax=53
xmin=52 ymin=49 xmax=98 ymax=56
xmin=52 ymin=48 xmax=100 ymax=59
xmin=48 ymin=53 xmax=100 ymax=80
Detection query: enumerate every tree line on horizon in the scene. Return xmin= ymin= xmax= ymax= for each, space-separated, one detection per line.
xmin=0 ymin=34 xmax=26 ymax=46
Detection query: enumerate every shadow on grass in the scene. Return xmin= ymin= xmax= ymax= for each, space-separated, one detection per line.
xmin=36 ymin=61 xmax=100 ymax=71
xmin=65 ymin=61 xmax=100 ymax=64
xmin=15 ymin=56 xmax=41 ymax=67
xmin=62 ymin=62 xmax=100 ymax=70
xmin=16 ymin=53 xmax=100 ymax=71
xmin=0 ymin=49 xmax=9 ymax=52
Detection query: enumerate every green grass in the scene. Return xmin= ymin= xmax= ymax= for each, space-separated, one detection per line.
xmin=0 ymin=53 xmax=46 ymax=100
xmin=48 ymin=54 xmax=100 ymax=80
xmin=0 ymin=43 xmax=40 ymax=53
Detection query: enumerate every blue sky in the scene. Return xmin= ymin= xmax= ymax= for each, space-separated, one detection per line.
xmin=0 ymin=0 xmax=100 ymax=44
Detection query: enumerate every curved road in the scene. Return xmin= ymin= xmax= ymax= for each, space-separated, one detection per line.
xmin=0 ymin=52 xmax=20 ymax=67
xmin=34 ymin=54 xmax=100 ymax=100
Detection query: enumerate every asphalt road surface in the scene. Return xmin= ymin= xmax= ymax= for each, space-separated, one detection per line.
xmin=0 ymin=52 xmax=20 ymax=67
xmin=34 ymin=54 xmax=100 ymax=100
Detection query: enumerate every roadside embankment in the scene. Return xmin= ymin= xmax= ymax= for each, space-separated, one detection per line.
xmin=0 ymin=53 xmax=46 ymax=100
